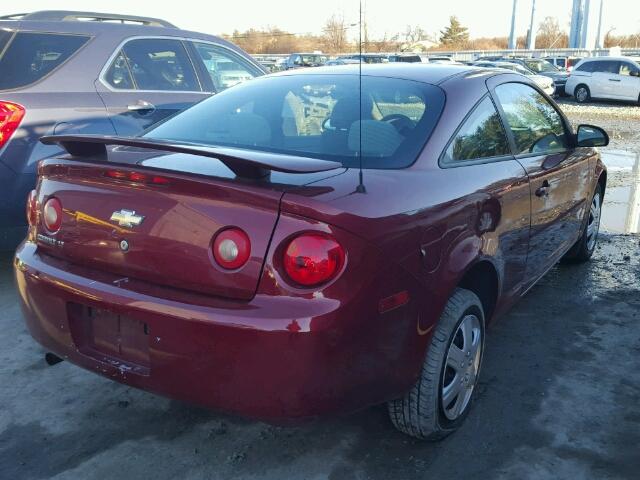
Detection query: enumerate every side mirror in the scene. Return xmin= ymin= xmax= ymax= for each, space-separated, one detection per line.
xmin=630 ymin=70 xmax=640 ymax=77
xmin=576 ymin=124 xmax=609 ymax=147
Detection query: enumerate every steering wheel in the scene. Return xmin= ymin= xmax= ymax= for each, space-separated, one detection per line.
xmin=381 ymin=114 xmax=416 ymax=135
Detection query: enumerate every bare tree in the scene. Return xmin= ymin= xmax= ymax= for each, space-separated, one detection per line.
xmin=404 ymin=25 xmax=426 ymax=44
xmin=323 ymin=15 xmax=347 ymax=53
xmin=535 ymin=17 xmax=568 ymax=49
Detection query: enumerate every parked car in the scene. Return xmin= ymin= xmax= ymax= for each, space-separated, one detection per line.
xmin=473 ymin=61 xmax=556 ymax=95
xmin=501 ymin=57 xmax=569 ymax=95
xmin=16 ymin=64 xmax=608 ymax=440
xmin=543 ymin=56 xmax=583 ymax=73
xmin=387 ymin=54 xmax=423 ymax=63
xmin=426 ymin=55 xmax=457 ymax=64
xmin=0 ymin=10 xmax=265 ymax=250
xmin=283 ymin=53 xmax=328 ymax=69
xmin=565 ymin=56 xmax=640 ymax=104
xmin=324 ymin=58 xmax=360 ymax=66
xmin=339 ymin=54 xmax=388 ymax=64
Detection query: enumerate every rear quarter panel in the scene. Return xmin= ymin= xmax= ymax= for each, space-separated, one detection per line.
xmin=280 ymin=72 xmax=531 ymax=391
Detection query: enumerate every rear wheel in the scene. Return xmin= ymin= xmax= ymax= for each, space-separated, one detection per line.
xmin=575 ymin=84 xmax=591 ymax=103
xmin=563 ymin=183 xmax=602 ymax=263
xmin=388 ymin=288 xmax=484 ymax=440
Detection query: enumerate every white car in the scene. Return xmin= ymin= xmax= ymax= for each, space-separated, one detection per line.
xmin=565 ymin=56 xmax=640 ymax=104
xmin=473 ymin=61 xmax=556 ymax=96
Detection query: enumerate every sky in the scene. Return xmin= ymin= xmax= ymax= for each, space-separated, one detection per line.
xmin=2 ymin=0 xmax=639 ymax=40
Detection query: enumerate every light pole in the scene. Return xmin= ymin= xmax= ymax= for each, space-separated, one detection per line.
xmin=527 ymin=0 xmax=537 ymax=49
xmin=508 ymin=0 xmax=518 ymax=50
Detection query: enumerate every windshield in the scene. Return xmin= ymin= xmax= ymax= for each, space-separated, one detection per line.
xmin=500 ymin=63 xmax=532 ymax=76
xmin=145 ymin=74 xmax=445 ymax=169
xmin=525 ymin=60 xmax=558 ymax=73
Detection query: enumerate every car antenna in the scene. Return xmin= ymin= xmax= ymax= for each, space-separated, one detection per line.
xmin=355 ymin=0 xmax=366 ymax=194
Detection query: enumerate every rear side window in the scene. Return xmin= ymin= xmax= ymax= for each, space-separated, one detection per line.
xmin=0 ymin=32 xmax=90 ymax=90
xmin=107 ymin=38 xmax=200 ymax=91
xmin=191 ymin=42 xmax=260 ymax=92
xmin=592 ymin=60 xmax=619 ymax=74
xmin=442 ymin=96 xmax=511 ymax=163
xmin=575 ymin=61 xmax=595 ymax=72
xmin=495 ymin=83 xmax=569 ymax=155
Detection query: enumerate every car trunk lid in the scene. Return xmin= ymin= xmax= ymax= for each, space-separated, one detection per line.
xmin=34 ymin=137 xmax=343 ymax=300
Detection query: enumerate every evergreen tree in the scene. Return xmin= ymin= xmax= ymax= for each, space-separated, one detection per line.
xmin=440 ymin=16 xmax=470 ymax=47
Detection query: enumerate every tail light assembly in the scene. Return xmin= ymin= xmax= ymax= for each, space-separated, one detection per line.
xmin=283 ymin=233 xmax=345 ymax=287
xmin=42 ymin=197 xmax=63 ymax=233
xmin=26 ymin=190 xmax=38 ymax=226
xmin=0 ymin=101 xmax=25 ymax=149
xmin=212 ymin=227 xmax=251 ymax=270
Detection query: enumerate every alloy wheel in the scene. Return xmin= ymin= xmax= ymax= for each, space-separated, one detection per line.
xmin=586 ymin=193 xmax=601 ymax=251
xmin=576 ymin=87 xmax=588 ymax=103
xmin=441 ymin=314 xmax=482 ymax=421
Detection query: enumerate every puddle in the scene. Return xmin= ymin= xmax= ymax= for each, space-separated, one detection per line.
xmin=600 ymin=150 xmax=640 ymax=234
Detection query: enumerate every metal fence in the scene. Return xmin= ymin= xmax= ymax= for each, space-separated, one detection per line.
xmin=252 ymin=48 xmax=640 ymax=63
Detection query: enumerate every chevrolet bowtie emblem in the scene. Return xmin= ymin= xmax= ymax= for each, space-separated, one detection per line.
xmin=110 ymin=209 xmax=145 ymax=228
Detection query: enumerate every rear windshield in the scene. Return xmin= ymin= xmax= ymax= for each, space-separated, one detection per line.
xmin=0 ymin=32 xmax=90 ymax=90
xmin=145 ymin=74 xmax=445 ymax=169
xmin=0 ymin=30 xmax=12 ymax=52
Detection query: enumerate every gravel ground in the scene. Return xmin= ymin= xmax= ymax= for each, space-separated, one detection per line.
xmin=1 ymin=237 xmax=640 ymax=480
xmin=557 ymin=98 xmax=640 ymax=152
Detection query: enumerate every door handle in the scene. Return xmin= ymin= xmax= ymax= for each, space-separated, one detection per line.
xmin=608 ymin=78 xmax=621 ymax=82
xmin=127 ymin=101 xmax=156 ymax=114
xmin=535 ymin=180 xmax=550 ymax=197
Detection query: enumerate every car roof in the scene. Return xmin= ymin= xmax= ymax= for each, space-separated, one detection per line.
xmin=579 ymin=56 xmax=640 ymax=62
xmin=0 ymin=16 xmax=245 ymax=54
xmin=0 ymin=11 xmax=229 ymax=44
xmin=268 ymin=63 xmax=486 ymax=85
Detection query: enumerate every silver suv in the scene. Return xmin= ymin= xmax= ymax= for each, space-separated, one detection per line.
xmin=0 ymin=11 xmax=265 ymax=249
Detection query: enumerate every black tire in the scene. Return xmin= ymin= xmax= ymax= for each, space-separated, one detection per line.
xmin=388 ymin=288 xmax=485 ymax=440
xmin=562 ymin=183 xmax=602 ymax=263
xmin=575 ymin=84 xmax=591 ymax=103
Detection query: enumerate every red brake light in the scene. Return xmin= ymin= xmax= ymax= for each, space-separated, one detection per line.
xmin=26 ymin=190 xmax=38 ymax=226
xmin=105 ymin=170 xmax=170 ymax=185
xmin=42 ymin=197 xmax=63 ymax=233
xmin=0 ymin=101 xmax=25 ymax=149
xmin=212 ymin=228 xmax=251 ymax=270
xmin=283 ymin=233 xmax=345 ymax=287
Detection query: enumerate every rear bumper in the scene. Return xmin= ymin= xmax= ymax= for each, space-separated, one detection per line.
xmin=14 ymin=241 xmax=426 ymax=421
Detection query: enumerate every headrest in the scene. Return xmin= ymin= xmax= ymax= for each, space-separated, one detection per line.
xmin=329 ymin=96 xmax=373 ymax=130
xmin=348 ymin=120 xmax=404 ymax=157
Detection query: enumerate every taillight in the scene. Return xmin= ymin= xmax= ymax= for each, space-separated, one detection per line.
xmin=0 ymin=101 xmax=25 ymax=149
xmin=283 ymin=233 xmax=345 ymax=287
xmin=105 ymin=170 xmax=170 ymax=185
xmin=212 ymin=227 xmax=251 ymax=269
xmin=42 ymin=197 xmax=63 ymax=233
xmin=26 ymin=190 xmax=37 ymax=226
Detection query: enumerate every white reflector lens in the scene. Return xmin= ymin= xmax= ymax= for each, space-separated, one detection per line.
xmin=218 ymin=239 xmax=239 ymax=262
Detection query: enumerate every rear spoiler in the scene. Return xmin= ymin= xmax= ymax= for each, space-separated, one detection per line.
xmin=40 ymin=135 xmax=342 ymax=179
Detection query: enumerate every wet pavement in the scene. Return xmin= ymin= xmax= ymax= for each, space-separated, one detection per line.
xmin=1 ymin=151 xmax=639 ymax=479
xmin=599 ymin=150 xmax=640 ymax=234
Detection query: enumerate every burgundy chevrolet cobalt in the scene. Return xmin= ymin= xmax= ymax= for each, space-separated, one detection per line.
xmin=15 ymin=64 xmax=608 ymax=439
